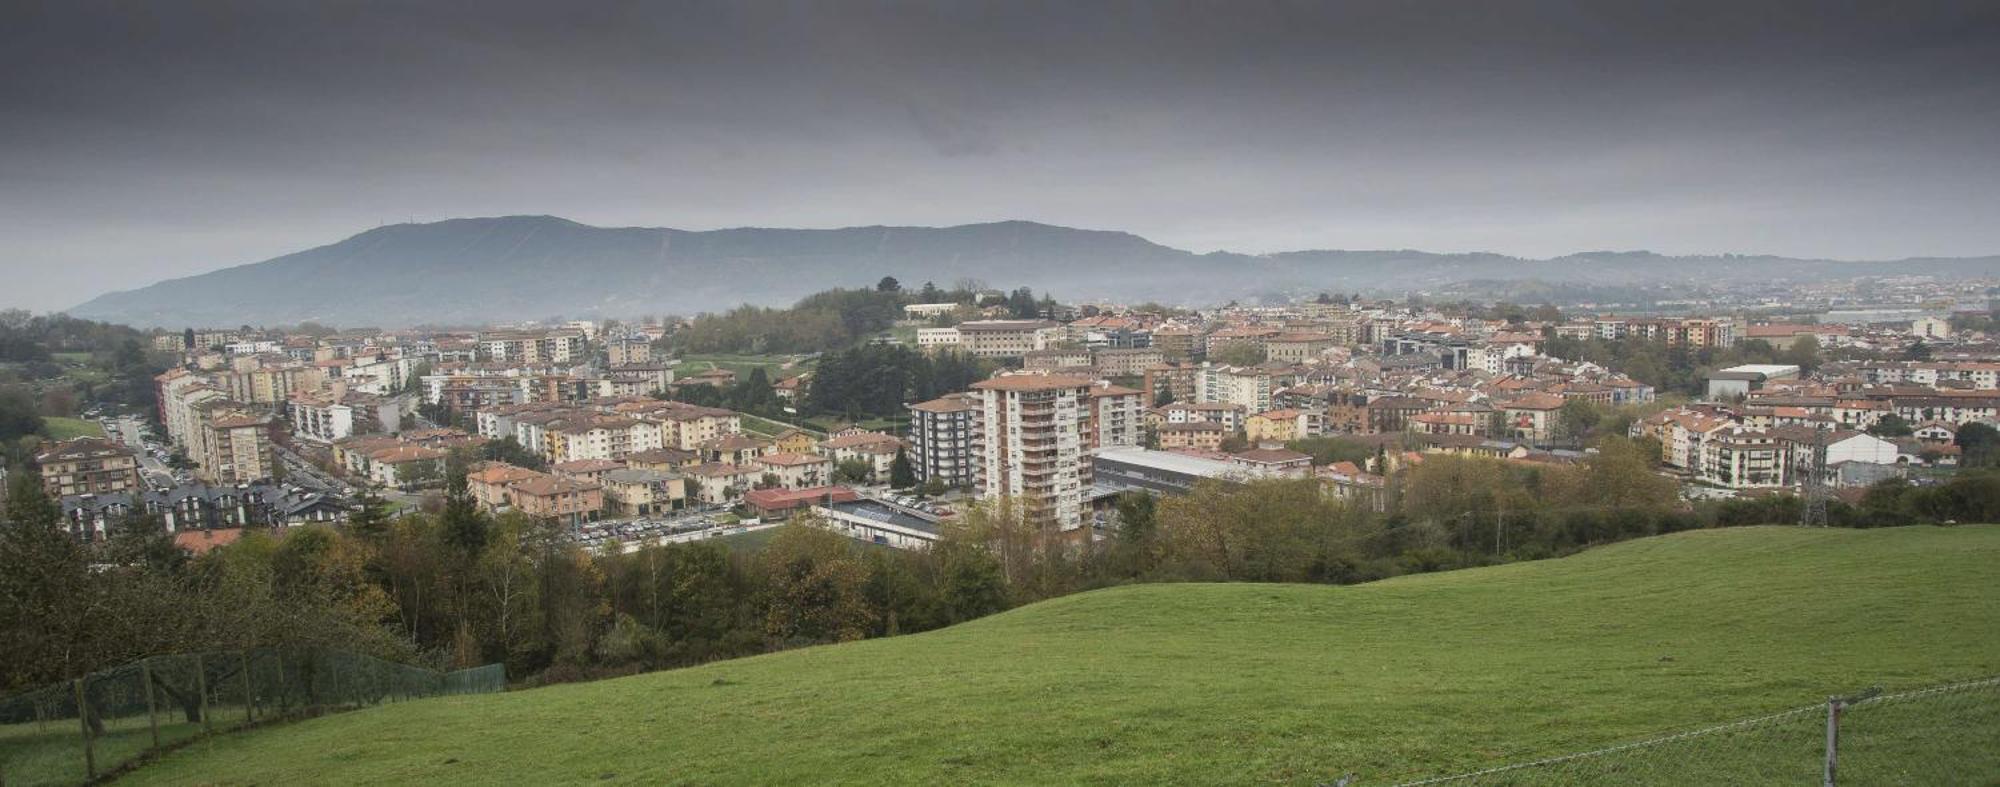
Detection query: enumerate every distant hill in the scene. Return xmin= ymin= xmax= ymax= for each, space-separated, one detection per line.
xmin=127 ymin=526 xmax=2000 ymax=784
xmin=66 ymin=215 xmax=2000 ymax=328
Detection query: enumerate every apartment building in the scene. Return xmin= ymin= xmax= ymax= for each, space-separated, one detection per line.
xmin=908 ymin=393 xmax=981 ymax=489
xmin=1149 ymin=327 xmax=1198 ymax=361
xmin=464 ymin=461 xmax=603 ymax=526
xmin=1158 ymin=421 xmax=1228 ymax=451
xmin=607 ymin=338 xmax=656 ymax=366
xmin=1197 ymin=364 xmax=1277 ymax=413
xmin=1141 ymin=361 xmax=1200 ymax=406
xmin=1246 ymin=408 xmax=1325 ymax=442
xmin=288 ymin=391 xmax=400 ymax=442
xmin=916 ymin=327 xmax=963 ymax=352
xmin=972 ymin=374 xmax=1094 ymax=530
xmin=598 ymin=468 xmax=686 ymax=516
xmin=1093 ymin=347 xmax=1166 ymax=378
xmin=215 ymin=363 xmax=325 ymax=404
xmin=1264 ymin=333 xmax=1336 ymax=364
xmin=1150 ymin=401 xmax=1246 ymax=432
xmin=1087 ymin=384 xmax=1146 ymax=450
xmin=757 ymin=452 xmax=836 ymax=489
xmin=818 ymin=432 xmax=904 ymax=481
xmin=35 ymin=438 xmax=142 ymax=498
xmin=955 ymin=320 xmax=1062 ymax=358
xmin=1203 ymin=327 xmax=1282 ymax=359
xmin=543 ymin=415 xmax=663 ymax=463
xmin=478 ymin=330 xmax=587 ymax=364
xmin=511 ymin=474 xmax=604 ymax=527
xmin=1499 ymin=393 xmax=1567 ymax=443
xmin=1023 ymin=348 xmax=1093 ymax=371
xmin=200 ymin=411 xmax=278 ymax=484
xmin=1701 ymin=429 xmax=1790 ymax=489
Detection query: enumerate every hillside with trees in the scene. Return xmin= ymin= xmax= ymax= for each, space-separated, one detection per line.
xmin=120 ymin=525 xmax=2000 ymax=785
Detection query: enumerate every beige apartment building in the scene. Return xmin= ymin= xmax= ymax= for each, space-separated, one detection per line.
xmin=956 ymin=320 xmax=1062 ymax=358
xmin=972 ymin=374 xmax=1095 ymax=531
xmin=36 ymin=438 xmax=142 ymax=498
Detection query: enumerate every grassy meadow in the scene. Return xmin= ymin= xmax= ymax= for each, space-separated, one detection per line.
xmin=108 ymin=526 xmax=2000 ymax=785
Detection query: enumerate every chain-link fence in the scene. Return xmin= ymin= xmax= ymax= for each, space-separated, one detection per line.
xmin=1372 ymin=675 xmax=2000 ymax=786
xmin=0 ymin=648 xmax=504 ymax=786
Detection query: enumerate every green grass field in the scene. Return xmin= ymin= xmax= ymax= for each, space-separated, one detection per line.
xmin=40 ymin=417 xmax=103 ymax=440
xmin=675 ymin=353 xmax=813 ymax=380
xmin=735 ymin=413 xmax=822 ymax=438
xmin=121 ymin=526 xmax=2000 ymax=784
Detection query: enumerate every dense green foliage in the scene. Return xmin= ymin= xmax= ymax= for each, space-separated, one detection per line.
xmin=127 ymin=526 xmax=2000 ymax=785
xmin=0 ymin=472 xmax=407 ymax=695
xmin=0 ymin=311 xmax=169 ymax=458
xmin=1540 ymin=332 xmax=1818 ymax=396
xmin=673 ymin=287 xmax=908 ymax=355
xmin=805 ymin=344 xmax=989 ymax=419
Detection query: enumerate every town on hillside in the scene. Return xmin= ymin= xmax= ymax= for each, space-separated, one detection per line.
xmin=23 ymin=274 xmax=2000 ymax=555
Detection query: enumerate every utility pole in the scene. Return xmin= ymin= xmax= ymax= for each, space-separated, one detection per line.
xmin=1802 ymin=427 xmax=1829 ymax=527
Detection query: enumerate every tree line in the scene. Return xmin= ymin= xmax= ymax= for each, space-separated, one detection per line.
xmin=10 ymin=427 xmax=1993 ymax=694
xmin=804 ymin=344 xmax=991 ymax=419
xmin=1539 ymin=333 xmax=1821 ymax=397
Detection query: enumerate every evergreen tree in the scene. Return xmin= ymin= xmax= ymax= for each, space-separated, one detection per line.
xmin=348 ymin=490 xmax=393 ymax=538
xmin=440 ymin=451 xmax=490 ymax=555
xmin=889 ymin=447 xmax=916 ymax=489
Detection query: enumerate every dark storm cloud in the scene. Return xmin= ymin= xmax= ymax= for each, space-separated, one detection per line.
xmin=2 ymin=1 xmax=1996 ymax=310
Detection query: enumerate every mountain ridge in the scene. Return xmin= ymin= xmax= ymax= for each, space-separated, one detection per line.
xmin=67 ymin=215 xmax=1999 ymax=328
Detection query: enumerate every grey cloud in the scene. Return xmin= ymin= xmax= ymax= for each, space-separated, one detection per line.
xmin=1 ymin=1 xmax=1997 ymax=310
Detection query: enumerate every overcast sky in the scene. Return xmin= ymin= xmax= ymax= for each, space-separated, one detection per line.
xmin=3 ymin=1 xmax=1997 ymax=311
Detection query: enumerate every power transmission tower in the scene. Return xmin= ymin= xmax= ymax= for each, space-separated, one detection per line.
xmin=1801 ymin=427 xmax=1830 ymax=527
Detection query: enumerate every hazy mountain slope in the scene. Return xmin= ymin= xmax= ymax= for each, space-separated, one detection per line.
xmin=67 ymin=215 xmax=1998 ymax=328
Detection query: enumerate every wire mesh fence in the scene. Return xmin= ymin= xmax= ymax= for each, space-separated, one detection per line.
xmin=0 ymin=648 xmax=504 ymax=786
xmin=1378 ymin=675 xmax=2000 ymax=786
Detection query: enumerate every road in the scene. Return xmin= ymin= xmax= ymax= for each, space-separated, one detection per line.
xmin=104 ymin=415 xmax=176 ymax=488
xmin=274 ymin=442 xmax=352 ymax=496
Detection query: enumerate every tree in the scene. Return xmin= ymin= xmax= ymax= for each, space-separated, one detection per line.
xmin=348 ymin=490 xmax=393 ymax=538
xmin=888 ymin=448 xmax=916 ymax=489
xmin=1557 ymin=399 xmax=1602 ymax=443
xmin=0 ymin=386 xmax=46 ymax=443
xmin=760 ymin=523 xmax=875 ymax=644
xmin=931 ymin=521 xmax=1008 ymax=623
xmin=440 ymin=451 xmax=490 ymax=556
xmin=0 ymin=471 xmax=99 ymax=690
xmin=1957 ymin=422 xmax=2000 ymax=468
xmin=876 ymin=276 xmax=901 ymax=293
xmin=1286 ymin=436 xmax=1372 ymax=466
xmin=835 ymin=458 xmax=874 ymax=484
xmin=1781 ymin=335 xmax=1822 ymax=375
xmin=1904 ymin=340 xmax=1933 ymax=361
xmin=1210 ymin=343 xmax=1266 ymax=367
xmin=480 ymin=436 xmax=547 ymax=471
xmin=397 ymin=458 xmax=443 ymax=488
xmin=1868 ymin=414 xmax=1914 ymax=438
xmin=102 ymin=512 xmax=184 ymax=574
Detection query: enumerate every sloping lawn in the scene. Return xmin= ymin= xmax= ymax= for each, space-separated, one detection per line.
xmin=126 ymin=526 xmax=2000 ymax=785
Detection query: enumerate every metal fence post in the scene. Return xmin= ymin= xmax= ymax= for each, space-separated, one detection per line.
xmin=73 ymin=678 xmax=96 ymax=780
xmin=1823 ymin=696 xmax=1843 ymax=787
xmin=141 ymin=656 xmax=161 ymax=749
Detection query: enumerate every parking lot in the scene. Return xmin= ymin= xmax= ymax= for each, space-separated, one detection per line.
xmin=572 ymin=508 xmax=752 ymax=551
